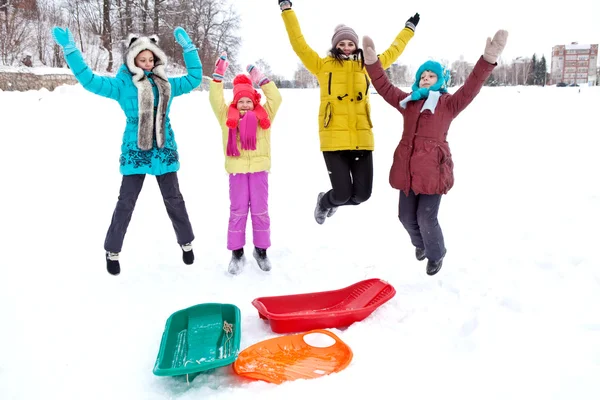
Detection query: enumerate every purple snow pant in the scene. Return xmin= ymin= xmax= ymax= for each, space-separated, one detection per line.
xmin=228 ymin=171 xmax=270 ymax=251
xmin=104 ymin=172 xmax=194 ymax=253
xmin=399 ymin=190 xmax=446 ymax=262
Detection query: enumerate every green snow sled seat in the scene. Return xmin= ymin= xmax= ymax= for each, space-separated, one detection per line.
xmin=153 ymin=303 xmax=241 ymax=376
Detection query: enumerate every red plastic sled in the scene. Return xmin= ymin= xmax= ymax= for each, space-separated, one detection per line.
xmin=252 ymin=278 xmax=396 ymax=333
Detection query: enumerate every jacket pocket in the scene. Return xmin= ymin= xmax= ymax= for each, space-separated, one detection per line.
xmin=437 ymin=145 xmax=454 ymax=193
xmin=366 ymin=103 xmax=373 ymax=129
xmin=323 ymin=102 xmax=333 ymax=128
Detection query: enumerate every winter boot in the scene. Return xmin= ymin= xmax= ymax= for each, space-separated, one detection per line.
xmin=181 ymin=242 xmax=194 ymax=265
xmin=228 ymin=248 xmax=245 ymax=275
xmin=415 ymin=247 xmax=426 ymax=261
xmin=106 ymin=252 xmax=120 ymax=276
xmin=426 ymin=250 xmax=446 ymax=276
xmin=253 ymin=247 xmax=272 ymax=271
xmin=314 ymin=192 xmax=329 ymax=225
xmin=327 ymin=205 xmax=338 ymax=218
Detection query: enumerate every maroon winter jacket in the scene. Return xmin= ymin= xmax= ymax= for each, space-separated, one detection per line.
xmin=366 ymin=56 xmax=495 ymax=195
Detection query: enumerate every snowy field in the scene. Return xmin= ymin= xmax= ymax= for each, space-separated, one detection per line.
xmin=1 ymin=82 xmax=599 ymax=399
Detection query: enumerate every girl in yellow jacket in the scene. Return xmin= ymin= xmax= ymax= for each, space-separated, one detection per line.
xmin=209 ymin=53 xmax=282 ymax=275
xmin=278 ymin=0 xmax=419 ymax=224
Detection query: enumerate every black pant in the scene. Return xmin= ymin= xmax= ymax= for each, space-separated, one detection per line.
xmin=320 ymin=150 xmax=373 ymax=208
xmin=399 ymin=190 xmax=445 ymax=262
xmin=104 ymin=172 xmax=194 ymax=252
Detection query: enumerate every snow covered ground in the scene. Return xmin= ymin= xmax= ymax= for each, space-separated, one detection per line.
xmin=1 ymin=82 xmax=599 ymax=399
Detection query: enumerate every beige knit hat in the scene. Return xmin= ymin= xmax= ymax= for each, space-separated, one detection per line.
xmin=331 ymin=24 xmax=359 ymax=48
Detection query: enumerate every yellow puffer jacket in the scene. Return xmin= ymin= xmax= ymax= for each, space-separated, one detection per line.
xmin=282 ymin=9 xmax=414 ymax=151
xmin=209 ymin=80 xmax=282 ymax=174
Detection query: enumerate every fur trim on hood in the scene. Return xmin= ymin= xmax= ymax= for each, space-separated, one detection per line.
xmin=124 ymin=34 xmax=171 ymax=151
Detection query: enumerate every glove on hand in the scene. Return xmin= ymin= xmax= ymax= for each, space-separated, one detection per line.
xmin=483 ymin=29 xmax=508 ymax=64
xmin=362 ymin=35 xmax=378 ymax=65
xmin=174 ymin=27 xmax=196 ymax=53
xmin=247 ymin=64 xmax=270 ymax=86
xmin=213 ymin=52 xmax=229 ymax=82
xmin=405 ymin=13 xmax=420 ymax=32
xmin=52 ymin=27 xmax=77 ymax=55
xmin=279 ymin=0 xmax=292 ymax=11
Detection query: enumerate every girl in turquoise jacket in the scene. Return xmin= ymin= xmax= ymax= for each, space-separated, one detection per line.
xmin=52 ymin=26 xmax=202 ymax=276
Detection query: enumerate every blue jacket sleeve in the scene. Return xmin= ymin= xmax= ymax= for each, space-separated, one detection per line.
xmin=64 ymin=50 xmax=122 ymax=100
xmin=169 ymin=49 xmax=203 ymax=97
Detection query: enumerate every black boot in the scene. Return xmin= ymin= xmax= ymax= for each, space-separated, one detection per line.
xmin=415 ymin=247 xmax=426 ymax=261
xmin=181 ymin=243 xmax=194 ymax=265
xmin=426 ymin=251 xmax=446 ymax=276
xmin=314 ymin=192 xmax=329 ymax=224
xmin=228 ymin=248 xmax=245 ymax=275
xmin=253 ymin=247 xmax=272 ymax=271
xmin=106 ymin=252 xmax=120 ymax=276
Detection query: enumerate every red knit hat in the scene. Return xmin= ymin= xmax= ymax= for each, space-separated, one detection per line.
xmin=227 ymin=75 xmax=271 ymax=130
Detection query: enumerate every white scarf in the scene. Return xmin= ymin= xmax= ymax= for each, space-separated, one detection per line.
xmin=399 ymin=90 xmax=442 ymax=113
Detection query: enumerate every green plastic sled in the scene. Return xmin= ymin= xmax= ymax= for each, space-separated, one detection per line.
xmin=153 ymin=303 xmax=241 ymax=376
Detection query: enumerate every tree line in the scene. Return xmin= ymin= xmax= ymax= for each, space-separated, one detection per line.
xmin=1 ymin=0 xmax=596 ymax=88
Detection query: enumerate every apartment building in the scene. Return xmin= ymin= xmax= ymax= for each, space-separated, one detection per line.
xmin=550 ymin=43 xmax=598 ymax=85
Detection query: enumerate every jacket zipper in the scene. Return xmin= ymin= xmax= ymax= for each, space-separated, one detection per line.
xmin=408 ymin=113 xmax=423 ymax=190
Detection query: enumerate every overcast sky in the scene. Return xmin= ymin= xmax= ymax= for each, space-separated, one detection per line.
xmin=233 ymin=0 xmax=600 ymax=79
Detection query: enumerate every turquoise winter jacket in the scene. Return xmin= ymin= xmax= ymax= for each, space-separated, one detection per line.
xmin=63 ymin=46 xmax=202 ymax=175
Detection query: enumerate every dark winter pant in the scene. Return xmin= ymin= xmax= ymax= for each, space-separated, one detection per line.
xmin=320 ymin=150 xmax=373 ymax=209
xmin=399 ymin=190 xmax=446 ymax=262
xmin=104 ymin=172 xmax=194 ymax=253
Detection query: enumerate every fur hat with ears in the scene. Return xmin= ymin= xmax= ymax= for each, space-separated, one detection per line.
xmin=226 ymin=74 xmax=271 ymax=130
xmin=124 ymin=33 xmax=169 ymax=82
xmin=331 ymin=24 xmax=359 ymax=48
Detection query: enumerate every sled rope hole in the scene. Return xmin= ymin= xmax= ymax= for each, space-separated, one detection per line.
xmin=223 ymin=321 xmax=233 ymax=358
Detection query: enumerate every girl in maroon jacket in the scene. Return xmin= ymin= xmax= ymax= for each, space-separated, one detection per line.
xmin=363 ymin=30 xmax=508 ymax=276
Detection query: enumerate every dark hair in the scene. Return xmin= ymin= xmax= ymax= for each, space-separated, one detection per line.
xmin=329 ymin=46 xmax=364 ymax=69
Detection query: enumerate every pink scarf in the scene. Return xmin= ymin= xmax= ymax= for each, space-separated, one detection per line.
xmin=226 ymin=110 xmax=258 ymax=157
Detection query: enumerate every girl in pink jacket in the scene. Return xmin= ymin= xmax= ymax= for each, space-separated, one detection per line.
xmin=363 ymin=30 xmax=508 ymax=276
xmin=209 ymin=53 xmax=282 ymax=275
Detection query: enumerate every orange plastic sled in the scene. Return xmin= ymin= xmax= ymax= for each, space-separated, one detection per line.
xmin=233 ymin=329 xmax=353 ymax=384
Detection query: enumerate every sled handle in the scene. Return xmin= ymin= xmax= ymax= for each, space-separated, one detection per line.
xmin=301 ymin=329 xmax=343 ymax=348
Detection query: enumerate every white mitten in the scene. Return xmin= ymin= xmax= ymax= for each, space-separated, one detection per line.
xmin=362 ymin=35 xmax=378 ymax=65
xmin=483 ymin=30 xmax=508 ymax=64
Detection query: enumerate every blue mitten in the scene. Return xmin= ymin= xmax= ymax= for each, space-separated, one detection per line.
xmin=174 ymin=27 xmax=196 ymax=53
xmin=52 ymin=27 xmax=77 ymax=55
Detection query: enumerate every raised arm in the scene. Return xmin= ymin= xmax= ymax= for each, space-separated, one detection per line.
xmin=52 ymin=27 xmax=122 ymax=100
xmin=447 ymin=30 xmax=508 ymax=117
xmin=377 ymin=13 xmax=418 ymax=70
xmin=363 ymin=36 xmax=409 ymax=113
xmin=169 ymin=27 xmax=203 ymax=96
xmin=247 ymin=64 xmax=282 ymax=121
xmin=209 ymin=52 xmax=229 ymax=121
xmin=279 ymin=2 xmax=323 ymax=75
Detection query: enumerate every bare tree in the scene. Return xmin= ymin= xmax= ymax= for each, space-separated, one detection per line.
xmin=0 ymin=1 xmax=35 ymax=65
xmin=162 ymin=0 xmax=240 ymax=70
xmin=101 ymin=0 xmax=112 ymax=71
xmin=1 ymin=0 xmax=241 ymax=73
xmin=387 ymin=63 xmax=411 ymax=87
xmin=294 ymin=62 xmax=316 ymax=88
xmin=451 ymin=56 xmax=472 ymax=87
xmin=64 ymin=0 xmax=86 ymax=52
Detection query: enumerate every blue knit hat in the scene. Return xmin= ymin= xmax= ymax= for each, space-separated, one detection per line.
xmin=411 ymin=60 xmax=450 ymax=93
